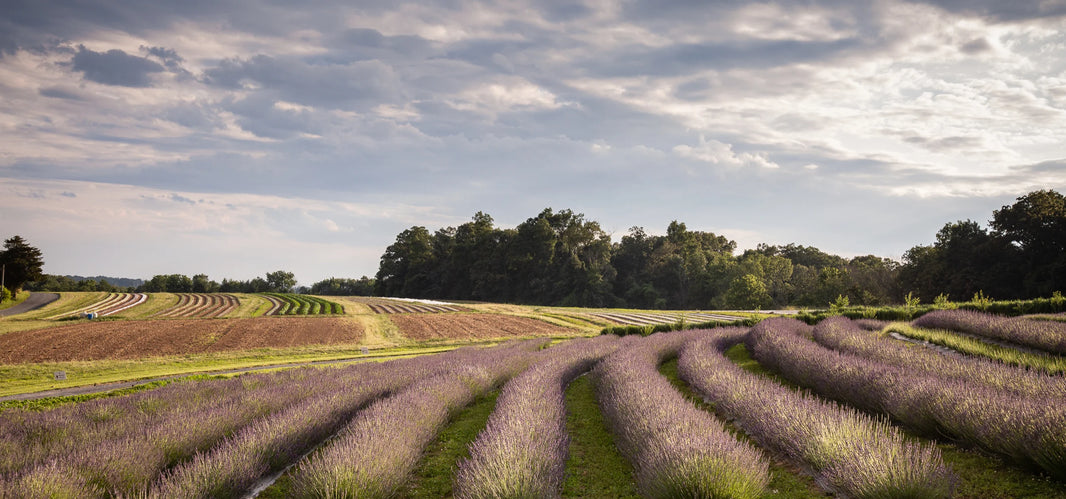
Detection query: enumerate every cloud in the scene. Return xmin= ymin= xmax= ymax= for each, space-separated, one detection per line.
xmin=673 ymin=136 xmax=780 ymax=170
xmin=70 ymin=45 xmax=164 ymax=87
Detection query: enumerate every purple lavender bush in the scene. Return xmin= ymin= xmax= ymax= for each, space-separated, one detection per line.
xmin=679 ymin=328 xmax=954 ymax=498
xmin=453 ymin=335 xmax=624 ymax=499
xmin=595 ymin=330 xmax=770 ymax=499
xmin=812 ymin=316 xmax=1066 ymax=400
xmin=289 ymin=340 xmax=542 ymax=498
xmin=748 ymin=317 xmax=1066 ymax=479
xmin=914 ymin=309 xmax=1066 ymax=355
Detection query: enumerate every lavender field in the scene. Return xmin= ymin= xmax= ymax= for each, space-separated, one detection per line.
xmin=1 ymin=312 xmax=1065 ymax=498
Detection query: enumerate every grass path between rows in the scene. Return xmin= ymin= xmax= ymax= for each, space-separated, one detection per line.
xmin=722 ymin=342 xmax=1066 ymax=498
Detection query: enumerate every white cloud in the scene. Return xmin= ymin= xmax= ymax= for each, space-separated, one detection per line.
xmin=673 ymin=136 xmax=779 ymax=169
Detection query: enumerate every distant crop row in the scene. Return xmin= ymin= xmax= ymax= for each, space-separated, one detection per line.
xmin=259 ymin=293 xmax=343 ymax=316
xmin=154 ymin=293 xmax=239 ymax=318
xmin=42 ymin=293 xmax=146 ymax=320
xmin=2 ymin=312 xmax=1063 ymax=497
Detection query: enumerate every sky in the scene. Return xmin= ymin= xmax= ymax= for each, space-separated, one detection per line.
xmin=2 ymin=0 xmax=1065 ymax=286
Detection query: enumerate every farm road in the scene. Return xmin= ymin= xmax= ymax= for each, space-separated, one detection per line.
xmin=0 ymin=352 xmax=437 ymax=402
xmin=0 ymin=292 xmax=59 ymax=317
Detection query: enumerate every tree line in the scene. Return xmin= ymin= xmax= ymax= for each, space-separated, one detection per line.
xmin=8 ymin=189 xmax=1063 ymax=309
xmin=376 ymin=190 xmax=1065 ymax=309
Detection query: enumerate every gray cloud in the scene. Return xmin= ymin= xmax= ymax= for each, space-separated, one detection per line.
xmin=203 ymin=55 xmax=402 ymax=110
xmin=70 ymin=45 xmax=164 ymax=87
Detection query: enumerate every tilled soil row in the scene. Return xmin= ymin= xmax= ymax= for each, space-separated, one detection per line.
xmin=0 ymin=317 xmax=364 ymax=363
xmin=388 ymin=313 xmax=567 ymax=340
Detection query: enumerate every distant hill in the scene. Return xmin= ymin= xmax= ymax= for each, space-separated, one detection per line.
xmin=63 ymin=275 xmax=145 ymax=288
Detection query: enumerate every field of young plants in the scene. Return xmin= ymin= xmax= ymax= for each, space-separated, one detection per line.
xmin=1 ymin=308 xmax=1063 ymax=498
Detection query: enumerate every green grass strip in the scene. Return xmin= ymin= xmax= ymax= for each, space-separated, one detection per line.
xmin=561 ymin=374 xmax=640 ymax=498
xmin=400 ymin=390 xmax=502 ymax=497
xmin=885 ymin=323 xmax=1066 ymax=375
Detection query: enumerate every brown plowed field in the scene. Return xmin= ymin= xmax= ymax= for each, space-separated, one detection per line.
xmin=0 ymin=318 xmax=364 ymax=363
xmin=390 ymin=313 xmax=567 ymax=340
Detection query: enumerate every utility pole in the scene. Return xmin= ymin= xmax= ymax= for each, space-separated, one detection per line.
xmin=1 ymin=263 xmax=5 ymax=301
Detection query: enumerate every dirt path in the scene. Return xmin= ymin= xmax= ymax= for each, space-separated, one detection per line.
xmin=0 ymin=292 xmax=59 ymax=318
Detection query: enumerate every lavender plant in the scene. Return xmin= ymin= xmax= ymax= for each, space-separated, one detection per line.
xmin=914 ymin=309 xmax=1066 ymax=355
xmin=678 ymin=328 xmax=954 ymax=498
xmin=812 ymin=317 xmax=1066 ymax=399
xmin=594 ymin=330 xmax=770 ymax=498
xmin=748 ymin=317 xmax=1066 ymax=479
xmin=288 ymin=340 xmax=542 ymax=498
xmin=152 ymin=340 xmax=548 ymax=498
xmin=453 ymin=335 xmax=625 ymax=499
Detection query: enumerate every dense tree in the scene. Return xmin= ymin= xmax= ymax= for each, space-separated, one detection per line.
xmin=990 ymin=189 xmax=1066 ymax=296
xmin=898 ymin=220 xmax=1021 ymax=301
xmin=265 ymin=270 xmax=297 ymax=293
xmin=0 ymin=236 xmax=44 ymax=296
xmin=310 ymin=276 xmax=376 ymax=296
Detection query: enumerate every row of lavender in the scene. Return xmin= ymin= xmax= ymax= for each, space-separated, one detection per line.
xmin=0 ymin=340 xmax=548 ymax=498
xmin=678 ymin=328 xmax=953 ymax=497
xmin=4 ymin=314 xmax=1062 ymax=497
xmin=914 ymin=309 xmax=1066 ymax=355
xmin=751 ymin=317 xmax=1066 ymax=479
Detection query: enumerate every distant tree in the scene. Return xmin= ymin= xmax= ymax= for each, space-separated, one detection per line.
xmin=990 ymin=189 xmax=1066 ymax=296
xmin=0 ymin=236 xmax=44 ymax=296
xmin=376 ymin=227 xmax=436 ymax=297
xmin=722 ymin=274 xmax=772 ymax=310
xmin=192 ymin=273 xmax=220 ymax=293
xmin=310 ymin=276 xmax=376 ymax=296
xmin=265 ymin=270 xmax=296 ymax=293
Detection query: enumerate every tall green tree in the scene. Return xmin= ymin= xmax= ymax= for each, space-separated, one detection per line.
xmin=991 ymin=189 xmax=1066 ymax=296
xmin=1 ymin=236 xmax=44 ymax=296
xmin=375 ymin=226 xmax=435 ymax=297
xmin=265 ymin=270 xmax=297 ymax=293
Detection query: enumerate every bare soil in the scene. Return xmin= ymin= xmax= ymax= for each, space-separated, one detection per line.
xmin=0 ymin=317 xmax=364 ymax=363
xmin=390 ymin=313 xmax=568 ymax=340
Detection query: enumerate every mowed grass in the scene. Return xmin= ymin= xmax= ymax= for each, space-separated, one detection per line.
xmin=0 ymin=343 xmax=462 ymax=397
xmin=723 ymin=342 xmax=1066 ymax=498
xmin=885 ymin=323 xmax=1066 ymax=374
xmin=561 ymin=374 xmax=640 ymax=498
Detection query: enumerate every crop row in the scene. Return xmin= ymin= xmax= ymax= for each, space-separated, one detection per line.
xmin=259 ymin=293 xmax=343 ymax=316
xmin=2 ymin=315 xmax=1062 ymax=497
xmin=594 ymin=329 xmax=770 ymax=498
xmin=153 ymin=293 xmax=239 ymax=318
xmin=748 ymin=317 xmax=1066 ymax=479
xmin=454 ymin=334 xmax=625 ymax=497
xmin=679 ymin=328 xmax=953 ymax=497
xmin=913 ymin=309 xmax=1066 ymax=355
xmin=367 ymin=303 xmax=461 ymax=314
xmin=42 ymin=293 xmax=147 ymax=320
xmin=813 ymin=318 xmax=1066 ymax=400
xmin=0 ymin=341 xmax=541 ymax=497
xmin=589 ymin=311 xmax=743 ymax=326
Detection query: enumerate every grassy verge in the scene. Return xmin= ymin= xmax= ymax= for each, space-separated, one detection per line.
xmin=0 ymin=344 xmax=461 ymax=397
xmin=399 ymin=390 xmax=502 ymax=497
xmin=0 ymin=374 xmax=227 ymax=412
xmin=561 ymin=374 xmax=640 ymax=498
xmin=21 ymin=291 xmax=107 ymax=320
xmin=0 ymin=290 xmax=30 ymax=310
xmin=658 ymin=357 xmax=826 ymax=498
xmin=726 ymin=343 xmax=1066 ymax=498
xmin=885 ymin=323 xmax=1066 ymax=375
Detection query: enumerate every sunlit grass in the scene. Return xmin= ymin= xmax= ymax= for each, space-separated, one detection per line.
xmin=885 ymin=323 xmax=1066 ymax=375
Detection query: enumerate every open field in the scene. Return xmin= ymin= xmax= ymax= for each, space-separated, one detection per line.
xmin=1 ymin=311 xmax=1063 ymax=498
xmin=388 ymin=312 xmax=572 ymax=340
xmin=0 ymin=317 xmax=365 ymax=363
